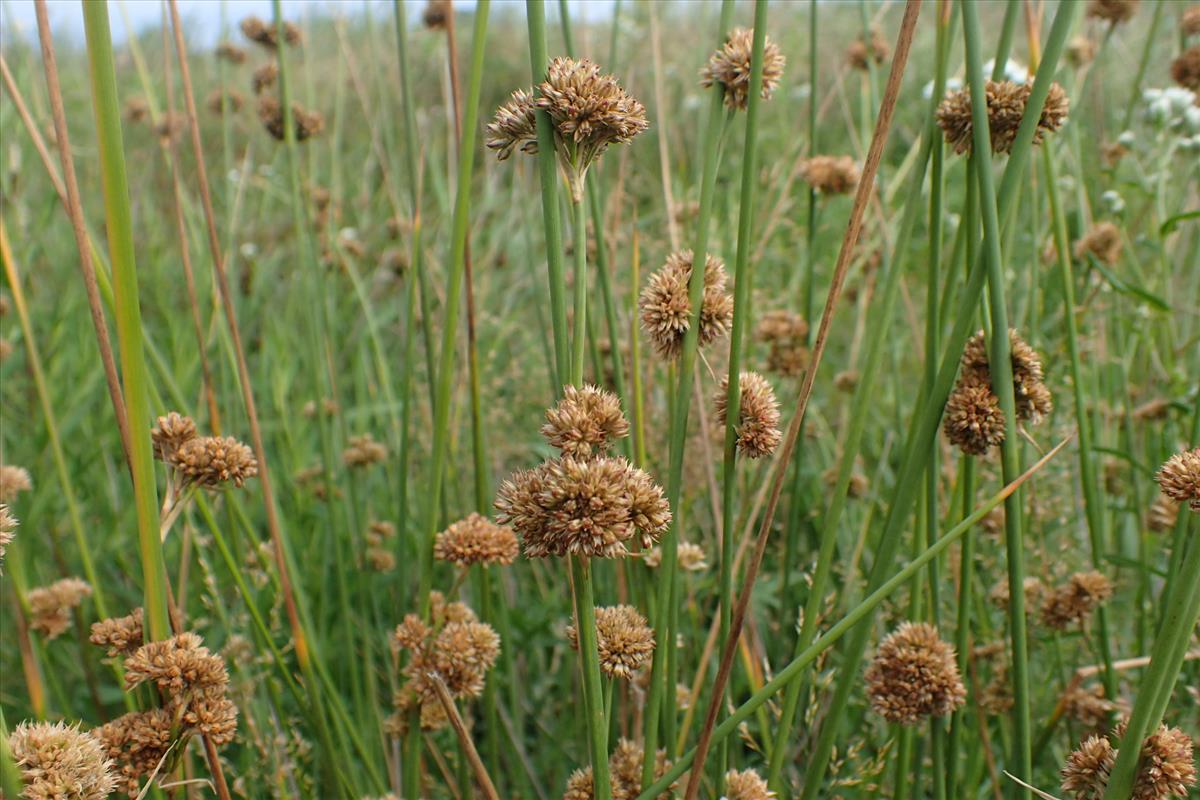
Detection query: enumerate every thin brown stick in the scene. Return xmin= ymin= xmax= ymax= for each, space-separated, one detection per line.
xmin=165 ymin=0 xmax=308 ymax=672
xmin=682 ymin=3 xmax=923 ymax=795
xmin=30 ymin=4 xmax=133 ymax=469
xmin=428 ymin=674 xmax=501 ymax=800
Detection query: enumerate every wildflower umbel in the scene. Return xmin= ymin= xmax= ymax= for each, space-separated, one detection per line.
xmin=864 ymin=622 xmax=967 ymax=725
xmin=846 ymin=30 xmax=890 ymax=71
xmin=488 ymin=57 xmax=647 ymax=202
xmin=151 ymin=412 xmax=197 ymax=462
xmin=944 ymin=381 xmax=1006 ymax=455
xmin=240 ymin=15 xmax=301 ymax=48
xmin=566 ymin=604 xmax=655 ymax=679
xmin=1156 ymin=447 xmax=1200 ymax=511
xmin=434 ymin=513 xmax=519 ymax=567
xmin=723 ymin=769 xmax=776 ymax=800
xmin=1040 ymin=571 xmax=1115 ymax=629
xmin=643 ymin=541 xmax=708 ymax=571
xmin=801 ymin=155 xmax=860 ymax=195
xmin=1062 ymin=734 xmax=1116 ymax=800
xmin=0 ymin=463 xmax=32 ymax=501
xmin=562 ymin=738 xmax=675 ymax=800
xmin=9 ymin=720 xmax=117 ymax=800
xmin=639 ymin=249 xmax=734 ymax=360
xmin=90 ymin=608 xmax=145 ymax=657
xmin=700 ymin=28 xmax=786 ymax=112
xmin=28 ymin=577 xmax=92 ymax=639
xmin=541 ymin=384 xmax=630 ymax=459
xmin=715 ymin=372 xmax=782 ymax=459
xmin=1061 ymin=724 xmax=1196 ymax=800
xmin=171 ymin=435 xmax=258 ymax=489
xmin=937 ymin=80 xmax=1069 ymax=155
xmin=0 ymin=503 xmax=16 ymax=570
xmin=257 ymin=96 xmax=324 ymax=142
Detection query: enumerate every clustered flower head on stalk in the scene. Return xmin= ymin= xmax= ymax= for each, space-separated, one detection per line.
xmin=434 ymin=512 xmax=519 ymax=567
xmin=422 ymin=0 xmax=451 ymax=30
xmin=0 ymin=463 xmax=32 ymax=501
xmin=495 ymin=385 xmax=670 ymax=558
xmin=643 ymin=540 xmax=708 ymax=572
xmin=28 ymin=577 xmax=92 ymax=639
xmin=714 ymin=371 xmax=782 ymax=459
xmin=90 ymin=608 xmax=144 ymax=657
xmin=1085 ymin=0 xmax=1140 ymax=26
xmin=251 ymin=61 xmax=278 ymax=95
xmin=1171 ymin=47 xmax=1200 ymax=93
xmin=239 ymin=15 xmax=302 ymax=49
xmin=388 ymin=600 xmax=500 ymax=734
xmin=755 ymin=310 xmax=810 ymax=376
xmin=800 ymin=155 xmax=861 ymax=195
xmin=566 ymin=604 xmax=655 ymax=679
xmin=699 ymin=27 xmax=786 ymax=112
xmin=639 ymin=250 xmax=734 ymax=360
xmin=936 ymin=79 xmax=1069 ymax=155
xmin=1061 ymin=683 xmax=1124 ymax=734
xmin=8 ymin=721 xmax=117 ymax=800
xmin=864 ymin=622 xmax=967 ymax=725
xmin=1040 ymin=570 xmax=1115 ymax=630
xmin=1074 ymin=221 xmax=1124 ymax=265
xmin=0 ymin=503 xmax=16 ymax=570
xmin=1155 ymin=446 xmax=1200 ymax=511
xmin=722 ymin=768 xmax=776 ymax=800
xmin=365 ymin=520 xmax=397 ymax=572
xmin=845 ymin=29 xmax=890 ymax=71
xmin=215 ymin=41 xmax=247 ymax=64
xmin=486 ymin=57 xmax=648 ymax=202
xmin=257 ymin=96 xmax=325 ymax=142
xmin=562 ymin=738 xmax=675 ymax=800
xmin=342 ymin=432 xmax=389 ymax=468
xmin=1061 ymin=723 xmax=1195 ymax=800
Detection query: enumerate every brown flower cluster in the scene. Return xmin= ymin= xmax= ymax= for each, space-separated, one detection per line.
xmin=1085 ymin=0 xmax=1140 ymax=25
xmin=1074 ymin=221 xmax=1123 ymax=265
xmin=1062 ymin=724 xmax=1195 ymax=800
xmin=1156 ymin=447 xmax=1200 ymax=511
xmin=988 ymin=576 xmax=1044 ymax=614
xmin=434 ymin=512 xmax=519 ymax=567
xmin=801 ymin=155 xmax=860 ymax=195
xmin=488 ymin=57 xmax=647 ymax=201
xmin=639 ymin=249 xmax=734 ymax=360
xmin=423 ymin=0 xmax=451 ymax=29
xmin=1040 ymin=571 xmax=1114 ymax=629
xmin=251 ymin=61 xmax=278 ymax=95
xmin=9 ymin=720 xmax=117 ymax=800
xmin=542 ymin=384 xmax=630 ymax=458
xmin=846 ymin=30 xmax=890 ymax=71
xmin=240 ymin=15 xmax=302 ymax=48
xmin=1062 ymin=683 xmax=1123 ymax=732
xmin=937 ymin=80 xmax=1069 ymax=155
xmin=944 ymin=330 xmax=1052 ymax=455
xmin=864 ymin=622 xmax=966 ymax=725
xmin=715 ymin=372 xmax=782 ymax=459
xmin=643 ymin=541 xmax=708 ymax=572
xmin=215 ymin=41 xmax=247 ymax=64
xmin=1068 ymin=37 xmax=1099 ymax=68
xmin=562 ymin=738 xmax=674 ymax=800
xmin=154 ymin=413 xmax=258 ymax=489
xmin=756 ymin=310 xmax=809 ymax=376
xmin=723 ymin=768 xmax=776 ymax=800
xmin=28 ymin=577 xmax=92 ymax=639
xmin=342 ymin=433 xmax=389 ymax=468
xmin=700 ymin=27 xmax=786 ymax=112
xmin=258 ymin=96 xmax=325 ymax=142
xmin=206 ymin=87 xmax=245 ymax=115
xmin=0 ymin=503 xmax=16 ymax=569
xmin=151 ymin=412 xmax=197 ymax=461
xmin=1146 ymin=494 xmax=1180 ymax=532
xmin=96 ymin=631 xmax=238 ymax=795
xmin=365 ymin=520 xmax=396 ymax=572
xmin=1185 ymin=6 xmax=1200 ymax=36
xmin=390 ymin=602 xmax=500 ymax=733
xmin=566 ymin=604 xmax=655 ymax=680
xmin=0 ymin=463 xmax=32 ymax=501
xmin=90 ymin=608 xmax=144 ymax=657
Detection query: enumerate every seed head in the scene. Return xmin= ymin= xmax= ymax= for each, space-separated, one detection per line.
xmin=643 ymin=541 xmax=708 ymax=572
xmin=495 ymin=455 xmax=671 ymax=558
xmin=1074 ymin=222 xmax=1124 ymax=265
xmin=1063 ymin=683 xmax=1122 ymax=732
xmin=1156 ymin=447 xmax=1200 ymax=511
xmin=1040 ymin=571 xmax=1114 ymax=629
xmin=756 ymin=310 xmax=810 ymax=376
xmin=541 ymin=384 xmax=630 ymax=458
xmin=864 ymin=622 xmax=967 ymax=725
xmin=715 ymin=372 xmax=782 ymax=459
xmin=124 ymin=631 xmax=230 ymax=695
xmin=9 ymin=720 xmax=117 ymax=800
xmin=123 ymin=97 xmax=149 ymax=124
xmin=944 ymin=380 xmax=1006 ymax=455
xmin=0 ymin=503 xmax=16 ymax=570
xmin=846 ymin=30 xmax=890 ymax=71
xmin=566 ymin=604 xmax=655 ymax=680
xmin=1086 ymin=0 xmax=1140 ymax=25
xmin=0 ymin=464 xmax=32 ymax=501
xmin=251 ymin=61 xmax=278 ymax=95
xmin=151 ymin=412 xmax=197 ymax=462
xmin=988 ymin=576 xmax=1044 ymax=613
xmin=257 ymin=96 xmax=324 ymax=141
xmin=342 ymin=433 xmax=388 ymax=468
xmin=206 ymin=87 xmax=245 ymax=115
xmin=1068 ymin=37 xmax=1099 ymax=67
xmin=1146 ymin=494 xmax=1180 ymax=532
xmin=1184 ymin=6 xmax=1200 ymax=36
xmin=958 ymin=329 xmax=1052 ymax=423
xmin=94 ymin=708 xmax=177 ymax=795
xmin=240 ymin=15 xmax=301 ymax=48
xmin=639 ymin=250 xmax=733 ymax=360
xmin=215 ymin=41 xmax=247 ymax=64
xmin=486 ymin=88 xmax=539 ymax=160
xmin=723 ymin=768 xmax=776 ymax=800
xmin=171 ymin=435 xmax=258 ymax=488
xmin=801 ymin=155 xmax=860 ymax=195
xmin=563 ymin=738 xmax=674 ymax=800
xmin=28 ymin=578 xmax=92 ymax=639
xmin=423 ymin=0 xmax=451 ymax=29
xmin=1131 ymin=724 xmax=1196 ymax=800
xmin=90 ymin=608 xmax=144 ymax=657
xmin=700 ymin=28 xmax=786 ymax=112
xmin=1063 ymin=734 xmax=1116 ymax=800
xmin=434 ymin=513 xmax=520 ymax=567
xmin=937 ymin=80 xmax=1069 ymax=155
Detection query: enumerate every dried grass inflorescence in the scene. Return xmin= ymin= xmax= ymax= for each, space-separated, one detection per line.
xmin=151 ymin=412 xmax=197 ymax=462
xmin=562 ymin=738 xmax=674 ymax=800
xmin=206 ymin=87 xmax=245 ymax=115
xmin=0 ymin=503 xmax=16 ymax=569
xmin=541 ymin=384 xmax=630 ymax=458
xmin=944 ymin=381 xmax=1006 ymax=455
xmin=1156 ymin=447 xmax=1200 ymax=511
xmin=715 ymin=372 xmax=782 ymax=459
xmin=488 ymin=57 xmax=647 ymax=201
xmin=257 ymin=96 xmax=324 ymax=141
xmin=390 ymin=602 xmax=500 ymax=733
xmin=342 ymin=433 xmax=389 ymax=468
xmin=94 ymin=708 xmax=177 ymax=796
xmin=434 ymin=512 xmax=519 ymax=567
xmin=937 ymin=80 xmax=1069 ymax=155
xmin=756 ymin=310 xmax=809 ymax=376
xmin=1062 ymin=724 xmax=1196 ymax=800
xmin=566 ymin=604 xmax=655 ymax=679
xmin=1086 ymin=0 xmax=1140 ymax=25
xmin=801 ymin=155 xmax=860 ymax=195
xmin=1062 ymin=683 xmax=1122 ymax=732
xmin=1074 ymin=221 xmax=1124 ymax=265
xmin=422 ymin=0 xmax=450 ymax=29
xmin=1146 ymin=494 xmax=1180 ymax=532
xmin=215 ymin=41 xmax=247 ymax=64
xmin=172 ymin=435 xmax=258 ymax=489
xmin=699 ymin=27 xmax=786 ymax=112
xmin=28 ymin=577 xmax=92 ymax=639
xmin=643 ymin=541 xmax=708 ymax=571
xmin=9 ymin=720 xmax=117 ymax=800
xmin=639 ymin=249 xmax=733 ymax=360
xmin=846 ymin=30 xmax=890 ymax=71
xmin=365 ymin=520 xmax=397 ymax=572
xmin=988 ymin=576 xmax=1044 ymax=614
xmin=90 ymin=608 xmax=144 ymax=657
xmin=1068 ymin=37 xmax=1099 ymax=68
xmin=251 ymin=61 xmax=278 ymax=95
xmin=0 ymin=463 xmax=32 ymax=501
xmin=1040 ymin=571 xmax=1114 ymax=629
xmin=1184 ymin=6 xmax=1200 ymax=36
xmin=240 ymin=15 xmax=302 ymax=48
xmin=864 ymin=622 xmax=966 ymax=725
xmin=723 ymin=768 xmax=776 ymax=800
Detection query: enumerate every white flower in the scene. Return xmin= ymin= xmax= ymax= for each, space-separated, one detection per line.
xmin=1100 ymin=190 xmax=1125 ymax=215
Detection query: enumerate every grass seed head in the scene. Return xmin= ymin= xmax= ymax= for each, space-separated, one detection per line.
xmin=0 ymin=464 xmax=32 ymax=501
xmin=1184 ymin=6 xmax=1200 ymax=36
xmin=1074 ymin=221 xmax=1123 ymax=265
xmin=240 ymin=15 xmax=302 ymax=48
xmin=639 ymin=249 xmax=733 ymax=360
xmin=1068 ymin=37 xmax=1099 ymax=68
xmin=1040 ymin=571 xmax=1115 ymax=630
xmin=28 ymin=577 xmax=92 ymax=639
xmin=251 ymin=61 xmax=279 ymax=95
xmin=1155 ymin=447 xmax=1200 ymax=511
xmin=715 ymin=371 xmax=782 ymax=459
xmin=801 ymin=155 xmax=860 ymax=195
xmin=89 ymin=608 xmax=144 ymax=657
xmin=9 ymin=720 xmax=117 ymax=800
xmin=1146 ymin=494 xmax=1180 ymax=532
xmin=151 ymin=412 xmax=198 ymax=462
xmin=206 ymin=87 xmax=245 ymax=115
xmin=700 ymin=27 xmax=786 ymax=112
xmin=937 ymin=80 xmax=1069 ymax=155
xmin=566 ymin=604 xmax=655 ymax=680
xmin=864 ymin=622 xmax=966 ymax=725
xmin=1086 ymin=0 xmax=1140 ymax=25
xmin=342 ymin=433 xmax=388 ymax=468
xmin=257 ymin=96 xmax=324 ymax=141
xmin=1131 ymin=725 xmax=1196 ymax=800
xmin=541 ymin=384 xmax=630 ymax=459
xmin=723 ymin=768 xmax=776 ymax=800
xmin=124 ymin=631 xmax=230 ymax=695
xmin=944 ymin=379 xmax=1006 ymax=455
xmin=1062 ymin=734 xmax=1116 ymax=800
xmin=1171 ymin=47 xmax=1200 ymax=92
xmin=1063 ymin=683 xmax=1123 ymax=732
xmin=846 ymin=29 xmax=890 ymax=71
xmin=563 ymin=738 xmax=674 ymax=800
xmin=423 ymin=0 xmax=451 ymax=29
xmin=486 ymin=88 xmax=539 ymax=160
xmin=215 ymin=41 xmax=247 ymax=64
xmin=0 ymin=503 xmax=16 ymax=570
xmin=434 ymin=512 xmax=519 ymax=567
xmin=171 ymin=435 xmax=258 ymax=488
xmin=643 ymin=541 xmax=708 ymax=571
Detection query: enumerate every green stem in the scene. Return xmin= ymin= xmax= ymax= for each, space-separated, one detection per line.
xmin=571 ymin=557 xmax=611 ymax=798
xmin=571 ymin=196 xmax=588 ymax=387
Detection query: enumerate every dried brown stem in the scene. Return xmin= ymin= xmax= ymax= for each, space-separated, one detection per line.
xmin=682 ymin=3 xmax=924 ymax=795
xmin=428 ymin=674 xmax=501 ymax=800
